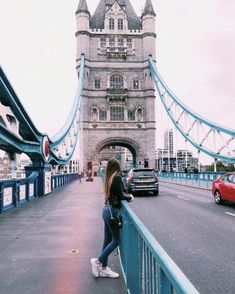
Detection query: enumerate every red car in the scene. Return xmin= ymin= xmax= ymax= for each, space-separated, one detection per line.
xmin=212 ymin=172 xmax=235 ymax=204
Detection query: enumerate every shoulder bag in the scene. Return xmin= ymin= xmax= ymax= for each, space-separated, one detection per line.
xmin=107 ymin=201 xmax=122 ymax=231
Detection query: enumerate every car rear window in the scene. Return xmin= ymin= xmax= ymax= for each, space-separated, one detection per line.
xmin=123 ymin=170 xmax=129 ymax=175
xmin=133 ymin=170 xmax=155 ymax=177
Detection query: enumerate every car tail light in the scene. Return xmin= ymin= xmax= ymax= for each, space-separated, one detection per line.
xmin=129 ymin=175 xmax=133 ymax=183
xmin=155 ymin=176 xmax=158 ymax=182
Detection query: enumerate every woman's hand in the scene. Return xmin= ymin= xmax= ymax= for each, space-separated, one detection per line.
xmin=129 ymin=194 xmax=134 ymax=202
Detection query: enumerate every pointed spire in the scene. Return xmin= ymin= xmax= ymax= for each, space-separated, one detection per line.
xmin=76 ymin=0 xmax=90 ymax=16
xmin=141 ymin=0 xmax=156 ymax=18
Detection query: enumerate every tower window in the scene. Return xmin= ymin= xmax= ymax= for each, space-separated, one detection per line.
xmin=100 ymin=38 xmax=106 ymax=48
xmin=99 ymin=110 xmax=107 ymax=121
xmin=110 ymin=74 xmax=123 ymax=89
xmin=128 ymin=110 xmax=135 ymax=121
xmin=133 ymin=79 xmax=139 ymax=89
xmin=118 ymin=19 xmax=123 ymax=30
xmin=118 ymin=38 xmax=124 ymax=47
xmin=109 ymin=38 xmax=115 ymax=47
xmin=110 ymin=106 xmax=124 ymax=121
xmin=94 ymin=78 xmax=101 ymax=89
xmin=6 ymin=114 xmax=17 ymax=125
xmin=92 ymin=108 xmax=98 ymax=121
xmin=137 ymin=108 xmax=143 ymax=121
xmin=127 ymin=38 xmax=132 ymax=48
xmin=109 ymin=18 xmax=115 ymax=30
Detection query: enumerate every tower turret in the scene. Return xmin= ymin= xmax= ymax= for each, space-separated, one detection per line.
xmin=141 ymin=0 xmax=156 ymax=59
xmin=76 ymin=0 xmax=90 ymax=58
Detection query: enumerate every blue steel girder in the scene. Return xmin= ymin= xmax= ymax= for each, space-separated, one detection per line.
xmin=0 ymin=67 xmax=42 ymax=142
xmin=0 ymin=54 xmax=85 ymax=165
xmin=0 ymin=124 xmax=41 ymax=157
xmin=148 ymin=57 xmax=235 ymax=163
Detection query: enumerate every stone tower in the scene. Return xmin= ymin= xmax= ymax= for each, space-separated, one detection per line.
xmin=76 ymin=0 xmax=156 ymax=173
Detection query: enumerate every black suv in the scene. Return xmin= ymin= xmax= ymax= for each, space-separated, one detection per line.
xmin=120 ymin=169 xmax=130 ymax=191
xmin=127 ymin=168 xmax=159 ymax=196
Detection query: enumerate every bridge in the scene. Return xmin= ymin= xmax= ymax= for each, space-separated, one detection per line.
xmin=1 ymin=173 xmax=235 ymax=293
xmin=1 ymin=0 xmax=235 ymax=293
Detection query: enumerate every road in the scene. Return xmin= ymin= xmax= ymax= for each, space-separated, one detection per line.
xmin=130 ymin=182 xmax=235 ymax=294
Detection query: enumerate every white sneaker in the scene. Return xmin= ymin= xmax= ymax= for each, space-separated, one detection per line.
xmin=99 ymin=267 xmax=119 ymax=278
xmin=90 ymin=258 xmax=100 ymax=278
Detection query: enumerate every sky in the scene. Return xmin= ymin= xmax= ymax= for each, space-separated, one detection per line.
xmin=0 ymin=0 xmax=235 ymax=163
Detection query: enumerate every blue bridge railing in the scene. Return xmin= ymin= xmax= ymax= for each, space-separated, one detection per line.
xmin=0 ymin=172 xmax=38 ymax=213
xmin=51 ymin=173 xmax=79 ymax=190
xmin=0 ymin=172 xmax=79 ymax=213
xmin=120 ymin=202 xmax=199 ymax=294
xmin=158 ymin=171 xmax=224 ymax=189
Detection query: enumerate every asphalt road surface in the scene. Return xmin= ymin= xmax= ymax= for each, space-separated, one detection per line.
xmin=130 ymin=182 xmax=235 ymax=294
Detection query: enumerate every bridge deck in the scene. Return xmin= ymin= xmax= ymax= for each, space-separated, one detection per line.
xmin=0 ymin=177 xmax=126 ymax=294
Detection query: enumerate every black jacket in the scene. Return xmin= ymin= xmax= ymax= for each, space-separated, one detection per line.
xmin=107 ymin=175 xmax=132 ymax=209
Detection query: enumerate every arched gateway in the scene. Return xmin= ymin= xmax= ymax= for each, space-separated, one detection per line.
xmin=76 ymin=0 xmax=156 ymax=174
xmin=96 ymin=137 xmax=140 ymax=167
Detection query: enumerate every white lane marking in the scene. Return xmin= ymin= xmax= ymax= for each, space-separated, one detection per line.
xmin=177 ymin=195 xmax=190 ymax=201
xmin=225 ymin=212 xmax=235 ymax=217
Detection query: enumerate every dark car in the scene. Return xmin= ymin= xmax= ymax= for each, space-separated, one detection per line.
xmin=120 ymin=169 xmax=130 ymax=191
xmin=212 ymin=172 xmax=235 ymax=204
xmin=127 ymin=168 xmax=159 ymax=196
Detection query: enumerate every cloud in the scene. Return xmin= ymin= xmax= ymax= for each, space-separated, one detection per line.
xmin=155 ymin=0 xmax=235 ymax=130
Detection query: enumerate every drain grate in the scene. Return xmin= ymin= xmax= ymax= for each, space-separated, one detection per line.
xmin=69 ymin=249 xmax=79 ymax=254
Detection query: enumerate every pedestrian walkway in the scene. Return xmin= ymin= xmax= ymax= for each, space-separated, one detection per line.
xmin=0 ymin=177 xmax=127 ymax=294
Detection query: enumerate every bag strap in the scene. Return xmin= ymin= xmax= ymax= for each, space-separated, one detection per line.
xmin=107 ymin=200 xmax=114 ymax=219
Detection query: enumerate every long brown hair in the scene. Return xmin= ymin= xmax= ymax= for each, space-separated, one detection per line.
xmin=104 ymin=158 xmax=121 ymax=200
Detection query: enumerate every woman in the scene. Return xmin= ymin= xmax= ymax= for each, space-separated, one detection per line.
xmin=90 ymin=159 xmax=134 ymax=278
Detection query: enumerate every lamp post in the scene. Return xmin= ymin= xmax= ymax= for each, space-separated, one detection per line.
xmin=214 ymin=158 xmax=217 ymax=172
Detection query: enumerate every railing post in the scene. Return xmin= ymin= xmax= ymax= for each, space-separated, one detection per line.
xmin=26 ymin=180 xmax=30 ymax=201
xmin=158 ymin=266 xmax=173 ymax=294
xmin=14 ymin=180 xmax=20 ymax=207
xmin=0 ymin=182 xmax=3 ymax=213
xmin=25 ymin=164 xmax=51 ymax=196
